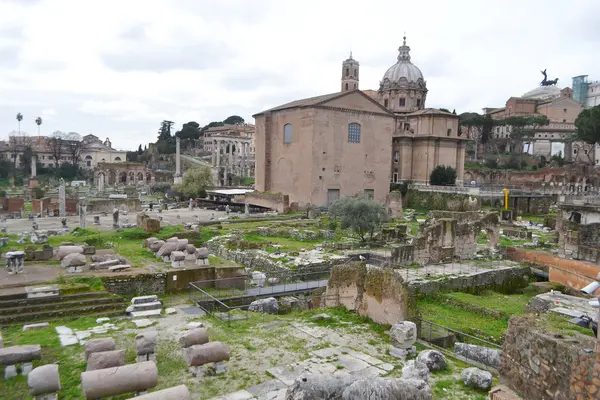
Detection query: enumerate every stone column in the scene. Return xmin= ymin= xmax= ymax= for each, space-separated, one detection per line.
xmin=211 ymin=139 xmax=216 ymax=166
xmin=31 ymin=155 xmax=37 ymax=178
xmin=455 ymin=141 xmax=466 ymax=186
xmin=174 ymin=137 xmax=182 ymax=184
xmin=58 ymin=178 xmax=66 ymax=218
xmin=79 ymin=203 xmax=87 ymax=229
xmin=228 ymin=141 xmax=233 ymax=176
xmin=242 ymin=142 xmax=247 ymax=177
xmin=216 ymin=141 xmax=221 ymax=185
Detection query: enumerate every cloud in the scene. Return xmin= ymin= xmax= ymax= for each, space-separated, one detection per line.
xmin=0 ymin=0 xmax=598 ymax=151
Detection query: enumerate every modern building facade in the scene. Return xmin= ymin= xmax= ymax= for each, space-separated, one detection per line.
xmin=253 ymin=37 xmax=468 ymax=208
xmin=572 ymin=75 xmax=600 ymax=108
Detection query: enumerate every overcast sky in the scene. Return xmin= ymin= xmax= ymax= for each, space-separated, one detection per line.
xmin=1 ymin=0 xmax=599 ymax=151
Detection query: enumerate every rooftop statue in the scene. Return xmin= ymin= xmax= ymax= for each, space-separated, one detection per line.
xmin=540 ymin=69 xmax=559 ymax=86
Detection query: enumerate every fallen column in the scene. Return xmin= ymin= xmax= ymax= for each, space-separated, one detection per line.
xmin=0 ymin=345 xmax=42 ymax=379
xmin=179 ymin=328 xmax=209 ymax=348
xmin=84 ymin=338 xmax=116 ymax=360
xmin=183 ymin=341 xmax=230 ymax=376
xmin=81 ymin=361 xmax=158 ymax=399
xmin=86 ymin=349 xmax=126 ymax=371
xmin=125 ymin=385 xmax=190 ymax=400
xmin=136 ymin=330 xmax=158 ymax=362
xmin=28 ymin=364 xmax=61 ymax=399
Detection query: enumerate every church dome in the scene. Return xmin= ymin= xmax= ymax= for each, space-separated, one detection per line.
xmin=380 ymin=36 xmax=425 ymax=89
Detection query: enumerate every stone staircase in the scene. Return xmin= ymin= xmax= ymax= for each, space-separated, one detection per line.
xmin=0 ymin=291 xmax=125 ymax=327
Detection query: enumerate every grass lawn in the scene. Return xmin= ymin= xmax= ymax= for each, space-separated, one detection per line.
xmin=417 ymin=296 xmax=509 ymax=343
xmin=444 ymin=290 xmax=536 ymax=316
xmin=243 ymin=234 xmax=321 ymax=252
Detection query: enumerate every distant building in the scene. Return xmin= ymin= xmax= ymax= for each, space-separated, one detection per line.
xmin=572 ymin=75 xmax=600 ymax=108
xmin=253 ymin=37 xmax=468 ymax=208
xmin=483 ymin=87 xmax=594 ymax=164
xmin=0 ymin=134 xmax=126 ymax=169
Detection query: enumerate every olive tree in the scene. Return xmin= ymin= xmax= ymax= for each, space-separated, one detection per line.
xmin=329 ymin=196 xmax=388 ymax=242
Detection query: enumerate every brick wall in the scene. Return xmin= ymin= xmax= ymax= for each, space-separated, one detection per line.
xmin=506 ymin=247 xmax=600 ymax=291
xmin=6 ymin=197 xmax=24 ymax=212
xmin=32 ymin=197 xmax=51 ymax=214
xmin=244 ymin=191 xmax=290 ymax=213
xmin=501 ymin=314 xmax=599 ymax=400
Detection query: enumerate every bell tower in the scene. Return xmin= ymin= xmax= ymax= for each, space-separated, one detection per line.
xmin=341 ymin=52 xmax=359 ymax=92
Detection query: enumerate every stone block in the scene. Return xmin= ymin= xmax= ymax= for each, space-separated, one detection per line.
xmin=170 ymin=251 xmax=185 ymax=261
xmin=136 ymin=330 xmax=158 ymax=355
xmin=143 ymin=237 xmax=158 ymax=248
xmin=125 ymin=385 xmax=190 ymax=400
xmin=55 ymin=245 xmax=84 ymax=260
xmin=248 ymin=297 xmax=278 ymax=314
xmin=183 ymin=342 xmax=230 ymax=367
xmin=26 ymin=285 xmax=59 ymax=299
xmin=108 ymin=264 xmax=131 ymax=272
xmin=176 ymin=239 xmax=189 ymax=251
xmin=28 ymin=364 xmax=61 ymax=396
xmin=86 ymin=349 xmax=126 ymax=371
xmin=185 ymin=244 xmax=196 ymax=254
xmin=195 ymin=258 xmax=209 ymax=266
xmin=389 ymin=321 xmax=417 ymax=349
xmin=196 ymin=247 xmax=209 ymax=259
xmin=23 ymin=323 xmax=50 ymax=331
xmin=157 ymin=242 xmax=177 ymax=257
xmin=145 ymin=218 xmax=161 ymax=233
xmin=82 ymin=246 xmax=96 ymax=255
xmin=179 ymin=328 xmax=209 ymax=348
xmin=84 ymin=338 xmax=116 ymax=361
xmin=131 ymin=310 xmax=162 ymax=318
xmin=61 ymin=253 xmax=86 ymax=268
xmin=0 ymin=345 xmax=42 ymax=365
xmin=81 ymin=361 xmax=158 ymax=399
xmin=149 ymin=240 xmax=165 ymax=252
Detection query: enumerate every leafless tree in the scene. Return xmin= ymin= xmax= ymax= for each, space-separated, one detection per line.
xmin=8 ymin=133 xmax=33 ymax=179
xmin=64 ymin=132 xmax=87 ymax=166
xmin=48 ymin=131 xmax=67 ymax=170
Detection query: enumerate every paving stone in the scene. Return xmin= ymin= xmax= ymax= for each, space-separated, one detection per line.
xmin=131 ymin=309 xmax=162 ymax=318
xmin=55 ymin=326 xmax=73 ymax=335
xmin=4 ymin=365 xmax=17 ymax=379
xmin=178 ymin=307 xmax=205 ymax=316
xmin=96 ymin=317 xmax=110 ymax=324
xmin=91 ymin=327 xmax=108 ymax=334
xmin=58 ymin=335 xmax=78 ymax=347
xmin=133 ymin=319 xmax=156 ymax=328
xmin=334 ymin=354 xmax=370 ymax=372
xmin=379 ymin=363 xmax=395 ymax=372
xmin=23 ymin=322 xmax=50 ymax=331
xmin=186 ymin=322 xmax=204 ymax=330
xmin=349 ymin=365 xmax=387 ymax=379
xmin=310 ymin=347 xmax=342 ymax=359
xmin=262 ymin=388 xmax=287 ymax=400
xmin=165 ymin=307 xmax=177 ymax=315
xmin=75 ymin=331 xmax=92 ymax=340
xmin=246 ymin=379 xmax=287 ymax=397
xmin=209 ymin=390 xmax=255 ymax=400
xmin=339 ymin=347 xmax=384 ymax=366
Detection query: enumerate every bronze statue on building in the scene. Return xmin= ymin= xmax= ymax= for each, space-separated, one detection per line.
xmin=540 ymin=69 xmax=559 ymax=86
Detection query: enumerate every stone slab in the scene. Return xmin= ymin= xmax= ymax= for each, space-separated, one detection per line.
xmin=246 ymin=379 xmax=287 ymax=397
xmin=349 ymin=365 xmax=387 ymax=379
xmin=55 ymin=326 xmax=73 ymax=335
xmin=165 ymin=307 xmax=177 ymax=315
xmin=550 ymin=307 xmax=588 ymax=319
xmin=186 ymin=322 xmax=203 ymax=330
xmin=209 ymin=390 xmax=255 ymax=400
xmin=108 ymin=265 xmax=131 ymax=272
xmin=131 ymin=310 xmax=162 ymax=318
xmin=338 ymin=347 xmax=384 ymax=366
xmin=179 ymin=307 xmax=206 ymax=316
xmin=96 ymin=318 xmax=110 ymax=324
xmin=59 ymin=335 xmax=78 ymax=347
xmin=131 ymin=295 xmax=159 ymax=305
xmin=23 ymin=322 xmax=50 ymax=331
xmin=25 ymin=285 xmax=59 ymax=299
xmin=133 ymin=319 xmax=157 ymax=328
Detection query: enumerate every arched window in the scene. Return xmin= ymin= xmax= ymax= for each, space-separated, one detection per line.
xmin=345 ymin=83 xmax=348 ymax=91
xmin=114 ymin=157 xmax=121 ymax=161
xmin=353 ymin=83 xmax=357 ymax=89
xmin=345 ymin=67 xmax=349 ymax=76
xmin=283 ymin=124 xmax=292 ymax=144
xmin=348 ymin=123 xmax=361 ymax=143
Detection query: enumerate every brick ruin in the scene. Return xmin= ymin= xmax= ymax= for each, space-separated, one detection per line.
xmin=501 ymin=314 xmax=600 ymax=400
xmin=390 ymin=211 xmax=499 ymax=265
xmin=556 ymin=199 xmax=600 ymax=264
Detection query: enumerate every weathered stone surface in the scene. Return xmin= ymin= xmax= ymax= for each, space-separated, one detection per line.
xmin=109 ymin=264 xmax=131 ymax=272
xmin=401 ymin=360 xmax=430 ymax=381
xmin=389 ymin=321 xmax=417 ymax=349
xmin=0 ymin=345 xmax=42 ymax=365
xmin=28 ymin=364 xmax=61 ymax=395
xmin=166 ymin=237 xmax=179 ymax=242
xmin=23 ymin=322 xmax=50 ymax=331
xmin=0 ymin=332 xmax=3 ymax=348
xmin=416 ymin=350 xmax=447 ymax=371
xmin=156 ymin=242 xmax=177 ymax=257
xmin=248 ymin=297 xmax=278 ymax=314
xmin=126 ymin=385 xmax=190 ymax=400
xmin=285 ymin=373 xmax=354 ymax=400
xmin=311 ymin=313 xmax=331 ymax=322
xmin=183 ymin=342 xmax=230 ymax=367
xmin=185 ymin=244 xmax=196 ymax=254
xmin=84 ymin=338 xmax=116 ymax=360
xmin=61 ymin=252 xmax=86 ymax=268
xmin=86 ymin=349 xmax=126 ymax=371
xmin=82 ymin=246 xmax=96 ymax=255
xmin=176 ymin=239 xmax=189 ymax=251
xmin=196 ymin=247 xmax=209 ymax=259
xmin=143 ymin=237 xmax=158 ymax=248
xmin=170 ymin=251 xmax=185 ymax=261
xmin=461 ymin=367 xmax=492 ymax=391
xmin=179 ymin=328 xmax=209 ymax=348
xmin=149 ymin=240 xmax=165 ymax=252
xmin=341 ymin=378 xmax=432 ymax=400
xmin=454 ymin=342 xmax=501 ymax=369
xmin=81 ymin=361 xmax=158 ymax=399
xmin=136 ymin=330 xmax=158 ymax=355
xmin=55 ymin=245 xmax=84 ymax=260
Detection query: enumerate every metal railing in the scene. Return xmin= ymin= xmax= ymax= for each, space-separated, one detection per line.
xmin=417 ymin=318 xmax=502 ymax=372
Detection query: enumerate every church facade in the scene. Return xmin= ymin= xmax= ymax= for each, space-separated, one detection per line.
xmin=253 ymin=38 xmax=469 ymax=208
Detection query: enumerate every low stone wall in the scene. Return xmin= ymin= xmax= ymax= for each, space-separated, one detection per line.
xmin=409 ymin=266 xmax=530 ymax=295
xmin=243 ymin=191 xmax=290 ymax=213
xmin=166 ymin=266 xmax=245 ymax=292
xmin=405 ymin=189 xmax=481 ymax=211
xmin=500 ymin=314 xmax=599 ymax=400
xmin=101 ymin=273 xmax=166 ymax=295
xmin=506 ymin=247 xmax=600 ymax=291
xmin=87 ymin=198 xmax=142 ymax=213
xmin=502 ymin=227 xmax=532 ymax=240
